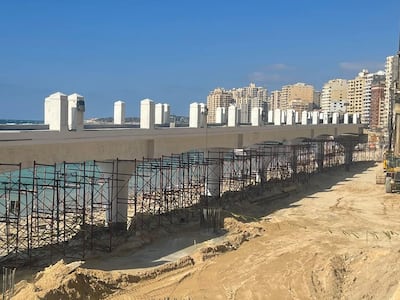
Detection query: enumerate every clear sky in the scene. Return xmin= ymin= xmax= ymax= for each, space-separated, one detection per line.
xmin=1 ymin=0 xmax=399 ymax=120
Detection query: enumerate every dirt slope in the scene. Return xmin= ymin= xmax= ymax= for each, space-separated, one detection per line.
xmin=13 ymin=162 xmax=400 ymax=299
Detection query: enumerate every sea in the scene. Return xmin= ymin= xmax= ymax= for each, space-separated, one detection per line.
xmin=0 ymin=119 xmax=43 ymax=125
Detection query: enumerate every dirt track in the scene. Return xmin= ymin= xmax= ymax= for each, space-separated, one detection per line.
xmin=13 ymin=162 xmax=400 ymax=299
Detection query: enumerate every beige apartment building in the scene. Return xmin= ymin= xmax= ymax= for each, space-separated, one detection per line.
xmin=320 ymin=79 xmax=348 ymax=113
xmin=280 ymin=83 xmax=314 ymax=112
xmin=347 ymin=70 xmax=369 ymax=116
xmin=269 ymin=90 xmax=281 ymax=111
xmin=206 ymin=88 xmax=233 ymax=123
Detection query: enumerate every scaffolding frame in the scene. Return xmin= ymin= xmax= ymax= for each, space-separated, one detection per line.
xmin=0 ymin=140 xmax=377 ymax=267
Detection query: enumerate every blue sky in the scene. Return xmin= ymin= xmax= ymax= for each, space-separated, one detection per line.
xmin=1 ymin=0 xmax=399 ymax=120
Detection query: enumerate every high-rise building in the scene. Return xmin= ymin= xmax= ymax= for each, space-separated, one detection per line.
xmin=231 ymin=83 xmax=268 ymax=123
xmin=320 ymin=79 xmax=348 ymax=113
xmin=280 ymin=83 xmax=314 ymax=113
xmin=384 ymin=55 xmax=400 ymax=132
xmin=269 ymin=90 xmax=281 ymax=111
xmin=347 ymin=70 xmax=369 ymax=117
xmin=206 ymin=88 xmax=233 ymax=123
xmin=207 ymin=83 xmax=267 ymax=124
xmin=370 ymin=74 xmax=386 ymax=129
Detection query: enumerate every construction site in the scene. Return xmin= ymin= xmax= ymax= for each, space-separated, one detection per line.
xmin=0 ymin=137 xmax=374 ymax=267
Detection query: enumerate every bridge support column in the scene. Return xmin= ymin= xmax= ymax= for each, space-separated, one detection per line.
xmin=97 ymin=160 xmax=136 ymax=231
xmin=205 ymin=150 xmax=222 ymax=199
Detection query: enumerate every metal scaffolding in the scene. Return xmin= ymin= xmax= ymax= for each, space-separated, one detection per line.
xmin=0 ymin=139 xmax=378 ymax=268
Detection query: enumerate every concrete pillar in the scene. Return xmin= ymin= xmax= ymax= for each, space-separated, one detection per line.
xmin=352 ymin=113 xmax=359 ymax=124
xmin=114 ymin=100 xmax=126 ymax=125
xmin=251 ymin=107 xmax=261 ymax=126
xmin=205 ymin=151 xmax=222 ymax=198
xmin=332 ymin=112 xmax=339 ymax=124
xmin=44 ymin=92 xmax=69 ymax=131
xmin=301 ymin=111 xmax=308 ymax=125
xmin=312 ymin=111 xmax=319 ymax=125
xmin=68 ymin=93 xmax=85 ymax=131
xmin=239 ymin=103 xmax=249 ymax=123
xmin=163 ymin=103 xmax=170 ymax=125
xmin=274 ymin=109 xmax=281 ymax=125
xmin=268 ymin=110 xmax=274 ymax=123
xmin=189 ymin=102 xmax=201 ymax=128
xmin=140 ymin=98 xmax=155 ymax=129
xmin=344 ymin=113 xmax=349 ymax=124
xmin=295 ymin=111 xmax=299 ymax=124
xmin=155 ymin=103 xmax=164 ymax=125
xmin=322 ymin=112 xmax=329 ymax=124
xmin=281 ymin=110 xmax=287 ymax=124
xmin=71 ymin=98 xmax=83 ymax=131
xmin=97 ymin=160 xmax=136 ymax=230
xmin=215 ymin=107 xmax=226 ymax=124
xmin=286 ymin=109 xmax=295 ymax=125
xmin=200 ymin=103 xmax=207 ymax=128
xmin=228 ymin=105 xmax=238 ymax=127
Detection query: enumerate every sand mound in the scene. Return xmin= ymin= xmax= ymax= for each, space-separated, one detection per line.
xmin=13 ymin=256 xmax=195 ymax=300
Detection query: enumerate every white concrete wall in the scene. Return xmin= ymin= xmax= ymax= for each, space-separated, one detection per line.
xmin=114 ymin=100 xmax=126 ymax=125
xmin=44 ymin=92 xmax=68 ymax=131
xmin=140 ymin=98 xmax=155 ymax=129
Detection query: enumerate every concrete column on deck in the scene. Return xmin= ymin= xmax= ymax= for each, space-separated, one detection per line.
xmin=68 ymin=93 xmax=85 ymax=131
xmin=114 ymin=100 xmax=126 ymax=125
xmin=312 ymin=111 xmax=319 ymax=125
xmin=227 ymin=105 xmax=238 ymax=127
xmin=301 ymin=111 xmax=308 ymax=125
xmin=44 ymin=92 xmax=69 ymax=131
xmin=140 ymin=98 xmax=155 ymax=129
xmin=251 ymin=107 xmax=261 ymax=126
xmin=286 ymin=109 xmax=295 ymax=125
xmin=268 ymin=110 xmax=274 ymax=123
xmin=97 ymin=160 xmax=136 ymax=230
xmin=215 ymin=107 xmax=226 ymax=124
xmin=205 ymin=151 xmax=222 ymax=198
xmin=274 ymin=109 xmax=281 ymax=125
xmin=344 ymin=113 xmax=349 ymax=124
xmin=332 ymin=112 xmax=339 ymax=124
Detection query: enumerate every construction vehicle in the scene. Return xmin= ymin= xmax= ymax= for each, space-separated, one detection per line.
xmin=384 ymin=40 xmax=400 ymax=193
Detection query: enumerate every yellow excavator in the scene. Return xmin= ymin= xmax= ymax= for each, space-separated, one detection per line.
xmin=384 ymin=43 xmax=400 ymax=193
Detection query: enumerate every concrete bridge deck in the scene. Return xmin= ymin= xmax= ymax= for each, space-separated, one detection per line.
xmin=0 ymin=124 xmax=363 ymax=169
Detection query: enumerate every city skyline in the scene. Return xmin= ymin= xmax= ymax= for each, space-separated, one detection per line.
xmin=1 ymin=0 xmax=400 ymax=120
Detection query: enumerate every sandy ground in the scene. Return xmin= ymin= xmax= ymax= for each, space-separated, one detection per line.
xmin=11 ymin=161 xmax=400 ymax=300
